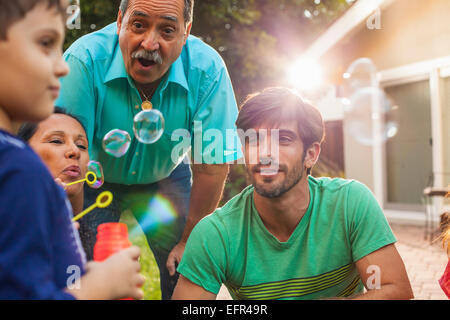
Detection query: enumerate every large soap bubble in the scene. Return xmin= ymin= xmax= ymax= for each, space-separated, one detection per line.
xmin=133 ymin=109 xmax=165 ymax=144
xmin=102 ymin=129 xmax=131 ymax=158
xmin=343 ymin=58 xmax=377 ymax=95
xmin=344 ymin=87 xmax=399 ymax=146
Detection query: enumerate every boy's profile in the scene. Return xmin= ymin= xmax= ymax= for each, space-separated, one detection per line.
xmin=0 ymin=0 xmax=144 ymax=299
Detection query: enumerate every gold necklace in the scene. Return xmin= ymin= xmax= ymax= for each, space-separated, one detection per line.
xmin=137 ymin=85 xmax=157 ymax=110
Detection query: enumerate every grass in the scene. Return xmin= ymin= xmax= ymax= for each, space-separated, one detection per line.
xmin=119 ymin=210 xmax=162 ymax=300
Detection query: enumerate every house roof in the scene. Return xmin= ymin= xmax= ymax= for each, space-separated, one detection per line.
xmin=302 ymin=0 xmax=393 ymax=60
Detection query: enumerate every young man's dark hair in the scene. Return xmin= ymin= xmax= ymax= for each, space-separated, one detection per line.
xmin=0 ymin=0 xmax=67 ymax=40
xmin=236 ymin=87 xmax=325 ymax=174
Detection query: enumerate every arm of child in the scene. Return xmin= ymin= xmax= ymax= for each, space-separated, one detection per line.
xmin=65 ymin=246 xmax=145 ymax=300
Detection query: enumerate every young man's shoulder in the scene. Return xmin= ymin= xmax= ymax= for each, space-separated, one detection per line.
xmin=309 ymin=175 xmax=371 ymax=195
xmin=198 ymin=185 xmax=254 ymax=230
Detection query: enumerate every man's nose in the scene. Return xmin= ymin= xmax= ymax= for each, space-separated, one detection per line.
xmin=141 ymin=29 xmax=160 ymax=51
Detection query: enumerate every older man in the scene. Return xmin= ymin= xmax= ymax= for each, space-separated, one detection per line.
xmin=56 ymin=0 xmax=242 ymax=299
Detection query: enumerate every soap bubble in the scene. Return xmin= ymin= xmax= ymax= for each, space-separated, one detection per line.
xmin=102 ymin=129 xmax=131 ymax=157
xmin=343 ymin=58 xmax=377 ymax=96
xmin=344 ymin=87 xmax=399 ymax=146
xmin=87 ymin=160 xmax=104 ymax=189
xmin=133 ymin=109 xmax=165 ymax=144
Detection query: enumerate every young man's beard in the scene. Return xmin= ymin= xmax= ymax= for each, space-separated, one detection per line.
xmin=248 ymin=159 xmax=305 ymax=198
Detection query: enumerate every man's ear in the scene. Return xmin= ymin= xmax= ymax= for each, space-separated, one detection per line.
xmin=117 ymin=10 xmax=123 ymax=35
xmin=304 ymin=142 xmax=321 ymax=170
xmin=183 ymin=22 xmax=192 ymax=44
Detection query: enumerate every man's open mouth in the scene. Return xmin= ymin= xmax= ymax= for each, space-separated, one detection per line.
xmin=138 ymin=58 xmax=157 ymax=67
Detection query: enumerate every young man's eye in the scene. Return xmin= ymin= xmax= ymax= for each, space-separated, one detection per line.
xmin=279 ymin=136 xmax=293 ymax=144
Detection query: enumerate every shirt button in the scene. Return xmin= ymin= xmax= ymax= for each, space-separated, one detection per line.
xmin=135 ymin=152 xmax=139 ymax=156
xmin=135 ymin=105 xmax=139 ymax=110
xmin=132 ymin=171 xmax=136 ymax=175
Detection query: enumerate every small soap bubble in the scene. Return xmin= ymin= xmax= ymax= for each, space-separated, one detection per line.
xmin=87 ymin=160 xmax=104 ymax=189
xmin=345 ymin=87 xmax=399 ymax=146
xmin=343 ymin=58 xmax=377 ymax=95
xmin=102 ymin=129 xmax=131 ymax=157
xmin=133 ymin=109 xmax=165 ymax=144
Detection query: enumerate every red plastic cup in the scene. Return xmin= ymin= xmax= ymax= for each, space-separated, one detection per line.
xmin=93 ymin=222 xmax=133 ymax=300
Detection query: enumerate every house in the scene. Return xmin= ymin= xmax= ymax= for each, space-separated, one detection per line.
xmin=305 ymin=0 xmax=450 ymax=225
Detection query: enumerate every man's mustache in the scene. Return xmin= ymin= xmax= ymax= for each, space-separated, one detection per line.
xmin=131 ymin=49 xmax=163 ymax=65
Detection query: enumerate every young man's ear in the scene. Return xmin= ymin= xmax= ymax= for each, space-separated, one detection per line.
xmin=304 ymin=142 xmax=321 ymax=170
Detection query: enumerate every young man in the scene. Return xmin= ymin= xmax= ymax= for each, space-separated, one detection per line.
xmin=173 ymin=87 xmax=414 ymax=300
xmin=0 ymin=0 xmax=144 ymax=299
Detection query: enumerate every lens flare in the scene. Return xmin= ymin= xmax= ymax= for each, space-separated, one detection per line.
xmin=128 ymin=193 xmax=178 ymax=241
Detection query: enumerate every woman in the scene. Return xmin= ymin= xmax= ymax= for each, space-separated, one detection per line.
xmin=18 ymin=107 xmax=89 ymax=214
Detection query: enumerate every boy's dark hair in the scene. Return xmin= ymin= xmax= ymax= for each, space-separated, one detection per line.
xmin=17 ymin=107 xmax=88 ymax=143
xmin=0 ymin=0 xmax=67 ymax=40
xmin=119 ymin=0 xmax=194 ymax=25
xmin=236 ymin=87 xmax=325 ymax=174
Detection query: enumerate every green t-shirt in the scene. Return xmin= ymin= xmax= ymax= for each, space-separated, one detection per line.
xmin=177 ymin=176 xmax=397 ymax=300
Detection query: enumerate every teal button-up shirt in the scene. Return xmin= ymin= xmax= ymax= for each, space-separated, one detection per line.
xmin=57 ymin=23 xmax=242 ymax=185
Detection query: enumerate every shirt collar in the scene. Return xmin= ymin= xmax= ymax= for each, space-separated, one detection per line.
xmin=104 ymin=41 xmax=128 ymax=83
xmin=104 ymin=37 xmax=189 ymax=93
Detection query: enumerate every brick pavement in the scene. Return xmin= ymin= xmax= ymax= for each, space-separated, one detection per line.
xmin=390 ymin=223 xmax=448 ymax=300
xmin=216 ymin=223 xmax=449 ymax=300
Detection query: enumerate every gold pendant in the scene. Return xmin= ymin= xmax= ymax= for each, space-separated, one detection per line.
xmin=141 ymin=100 xmax=153 ymax=110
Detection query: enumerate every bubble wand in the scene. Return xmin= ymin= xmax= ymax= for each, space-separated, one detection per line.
xmin=72 ymin=191 xmax=113 ymax=222
xmin=65 ymin=171 xmax=97 ymax=188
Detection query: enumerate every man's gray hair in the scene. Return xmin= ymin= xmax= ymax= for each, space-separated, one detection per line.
xmin=119 ymin=0 xmax=194 ymax=24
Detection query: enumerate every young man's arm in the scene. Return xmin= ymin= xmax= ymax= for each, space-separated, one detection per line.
xmin=172 ymin=275 xmax=217 ymax=300
xmin=352 ymin=244 xmax=414 ymax=300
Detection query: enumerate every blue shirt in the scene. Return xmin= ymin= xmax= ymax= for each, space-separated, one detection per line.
xmin=56 ymin=23 xmax=242 ymax=185
xmin=0 ymin=130 xmax=86 ymax=299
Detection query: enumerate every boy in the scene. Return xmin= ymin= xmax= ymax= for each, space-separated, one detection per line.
xmin=0 ymin=0 xmax=144 ymax=299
